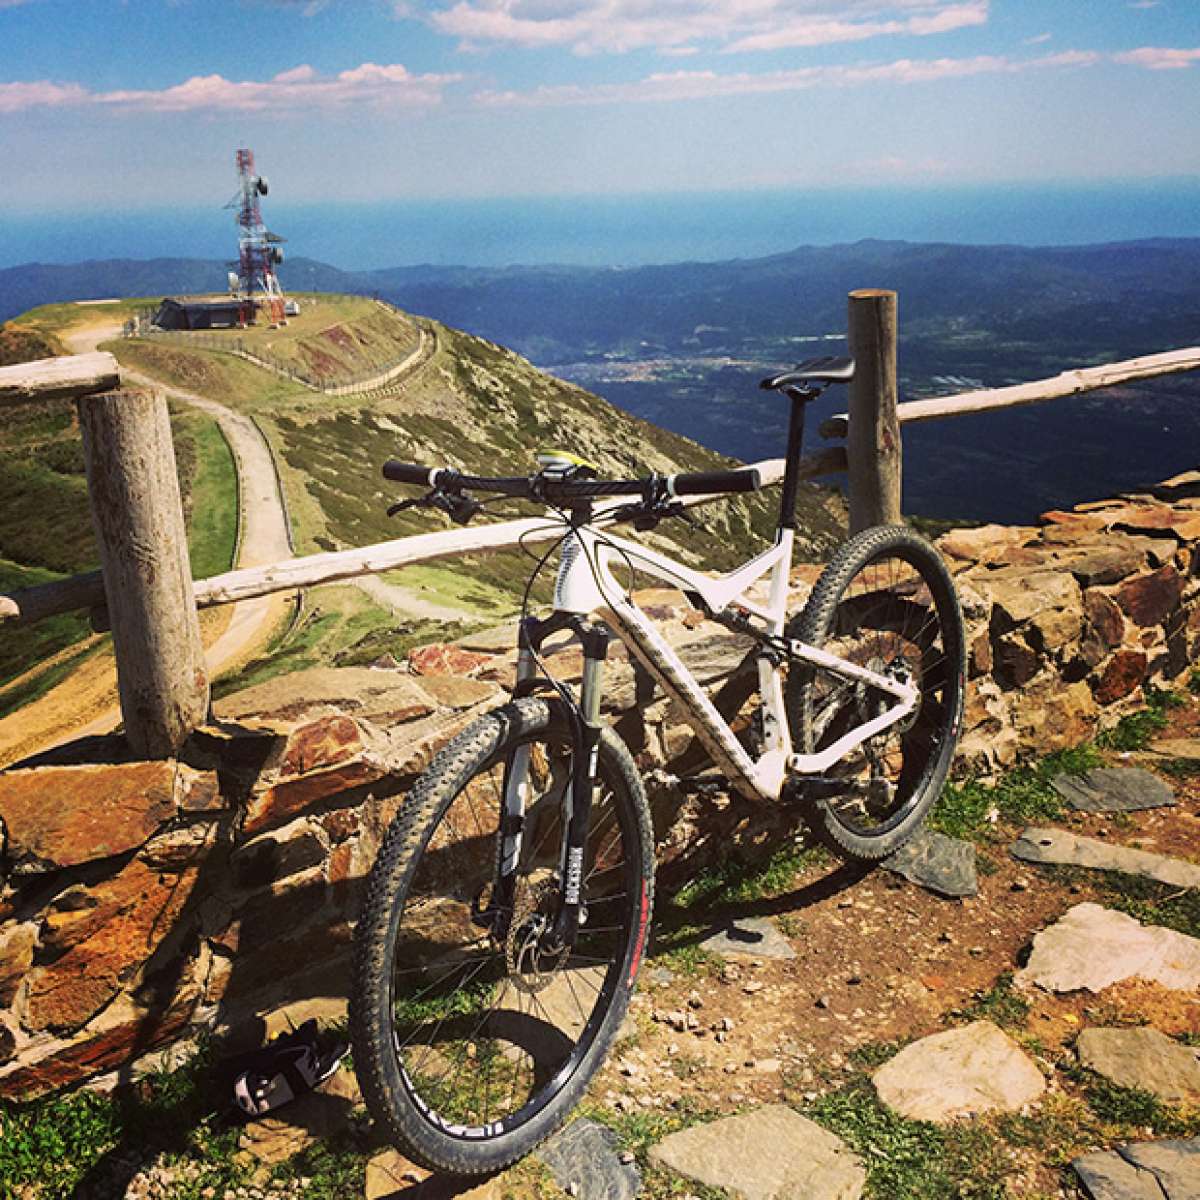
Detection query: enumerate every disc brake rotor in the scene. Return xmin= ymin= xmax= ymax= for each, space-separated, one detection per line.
xmin=505 ymin=878 xmax=569 ymax=995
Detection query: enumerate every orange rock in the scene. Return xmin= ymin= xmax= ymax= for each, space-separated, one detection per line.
xmin=1116 ymin=565 xmax=1184 ymax=628
xmin=277 ymin=714 xmax=365 ymax=778
xmin=24 ymin=856 xmax=202 ymax=1033
xmin=1113 ymin=505 xmax=1200 ymax=541
xmin=0 ymin=761 xmax=178 ymax=873
xmin=1093 ymin=650 xmax=1148 ymax=705
xmin=407 ymin=643 xmax=493 ymax=677
xmin=243 ymin=759 xmax=387 ymax=837
xmin=1083 ymin=590 xmax=1125 ymax=649
xmin=0 ymin=989 xmax=197 ymax=1100
xmin=0 ymin=923 xmax=35 ymax=1006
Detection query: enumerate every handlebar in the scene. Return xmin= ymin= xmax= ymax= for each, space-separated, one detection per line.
xmin=382 ymin=460 xmax=762 ymax=502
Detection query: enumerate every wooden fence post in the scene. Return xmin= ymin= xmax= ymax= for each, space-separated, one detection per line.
xmin=76 ymin=389 xmax=209 ymax=758
xmin=847 ymin=289 xmax=902 ymax=533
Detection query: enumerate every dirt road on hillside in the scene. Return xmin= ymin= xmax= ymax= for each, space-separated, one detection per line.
xmin=0 ymin=318 xmax=294 ymax=763
xmin=0 ymin=315 xmax=474 ymax=764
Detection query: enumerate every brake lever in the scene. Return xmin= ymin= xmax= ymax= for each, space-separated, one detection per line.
xmin=387 ymin=489 xmax=483 ymax=525
xmin=430 ymin=489 xmax=483 ymax=526
xmin=612 ymin=498 xmax=692 ymax=532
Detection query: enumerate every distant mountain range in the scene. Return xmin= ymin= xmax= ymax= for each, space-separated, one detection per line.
xmin=4 ymin=238 xmax=1199 ymax=522
xmin=5 ymin=237 xmax=1200 ymax=362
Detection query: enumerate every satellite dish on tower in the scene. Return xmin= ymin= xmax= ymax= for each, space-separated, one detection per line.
xmin=256 ymin=176 xmax=269 ymax=196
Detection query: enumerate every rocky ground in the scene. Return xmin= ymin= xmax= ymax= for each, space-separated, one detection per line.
xmin=6 ymin=679 xmax=1199 ymax=1199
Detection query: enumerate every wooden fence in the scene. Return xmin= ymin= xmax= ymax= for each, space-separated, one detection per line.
xmin=2 ymin=290 xmax=1199 ymax=758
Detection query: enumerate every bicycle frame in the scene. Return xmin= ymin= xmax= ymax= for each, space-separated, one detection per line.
xmin=548 ymin=522 xmax=920 ymax=803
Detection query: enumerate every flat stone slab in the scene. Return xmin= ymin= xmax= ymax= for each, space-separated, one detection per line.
xmin=882 ymin=828 xmax=977 ymax=898
xmin=1151 ymin=738 xmax=1200 ymax=763
xmin=1077 ymin=1027 xmax=1200 ymax=1103
xmin=1074 ymin=1139 xmax=1200 ymax=1200
xmin=1073 ymin=1148 xmax=1168 ymax=1200
xmin=700 ymin=916 xmax=796 ymax=960
xmin=365 ymin=1148 xmax=427 ymax=1198
xmin=1122 ymin=1139 xmax=1200 ymax=1198
xmin=871 ymin=1020 xmax=1045 ymax=1123
xmin=1052 ymin=767 xmax=1175 ymax=814
xmin=538 ymin=1119 xmax=640 ymax=1200
xmin=1011 ymin=827 xmax=1200 ymax=890
xmin=1017 ymin=902 xmax=1200 ymax=994
xmin=648 ymin=1104 xmax=865 ymax=1200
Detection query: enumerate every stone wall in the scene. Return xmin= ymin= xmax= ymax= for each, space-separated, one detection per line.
xmin=0 ymin=470 xmax=1196 ymax=1099
xmin=944 ymin=469 xmax=1200 ymax=772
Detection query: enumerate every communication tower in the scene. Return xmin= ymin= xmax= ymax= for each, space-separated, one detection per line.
xmin=227 ymin=148 xmax=287 ymax=327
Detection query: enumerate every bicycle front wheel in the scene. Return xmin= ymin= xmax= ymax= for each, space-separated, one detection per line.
xmin=787 ymin=525 xmax=966 ymax=861
xmin=351 ymin=698 xmax=654 ymax=1176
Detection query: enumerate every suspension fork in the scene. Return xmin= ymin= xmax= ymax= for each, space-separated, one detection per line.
xmin=489 ymin=612 xmax=609 ymax=952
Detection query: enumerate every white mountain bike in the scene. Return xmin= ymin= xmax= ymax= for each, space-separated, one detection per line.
xmin=351 ymin=356 xmax=966 ymax=1175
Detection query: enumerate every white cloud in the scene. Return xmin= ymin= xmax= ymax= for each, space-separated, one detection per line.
xmin=0 ymin=80 xmax=88 ymax=113
xmin=427 ymin=0 xmax=991 ymax=56
xmin=477 ymin=48 xmax=1098 ymax=106
xmin=726 ymin=3 xmax=986 ymax=53
xmin=1114 ymin=45 xmax=1200 ymax=70
xmin=0 ymin=63 xmax=461 ymax=115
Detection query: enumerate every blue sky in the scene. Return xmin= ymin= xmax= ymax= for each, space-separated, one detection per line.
xmin=1 ymin=0 xmax=1198 ymax=209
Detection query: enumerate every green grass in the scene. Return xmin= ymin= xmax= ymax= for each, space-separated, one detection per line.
xmin=110 ymin=339 xmax=310 ymax=414
xmin=0 ymin=559 xmax=98 ymax=693
xmin=0 ymin=1044 xmax=245 ymax=1198
xmin=670 ymin=841 xmax=830 ymax=912
xmin=807 ymin=1080 xmax=1012 ymax=1200
xmin=171 ymin=407 xmax=238 ymax=579
xmin=1096 ymin=686 xmax=1183 ymax=752
xmin=1157 ymin=758 xmax=1200 ymax=779
xmin=0 ymin=638 xmax=103 ymax=721
xmin=947 ymin=973 xmax=1030 ymax=1032
xmin=930 ymin=743 xmax=1104 ymax=842
xmin=1067 ymin=1067 xmax=1200 ymax=1138
xmin=144 ymin=293 xmax=422 ymax=386
xmin=648 ymin=936 xmax=723 ymax=978
xmin=211 ymin=585 xmax=487 ymax=697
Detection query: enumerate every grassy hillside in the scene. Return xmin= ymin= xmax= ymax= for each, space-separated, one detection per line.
xmin=252 ymin=320 xmax=845 ymax=610
xmin=0 ymin=317 xmax=238 ymax=689
xmin=3 ymin=296 xmax=845 ymax=701
xmin=147 ymin=293 xmax=423 ymax=386
xmin=109 ymin=308 xmax=845 ymax=586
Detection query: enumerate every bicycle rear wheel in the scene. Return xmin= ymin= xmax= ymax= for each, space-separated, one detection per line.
xmin=351 ymin=698 xmax=654 ymax=1176
xmin=786 ymin=525 xmax=966 ymax=861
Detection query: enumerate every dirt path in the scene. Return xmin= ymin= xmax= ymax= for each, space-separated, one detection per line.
xmin=0 ymin=315 xmax=472 ymax=764
xmin=0 ymin=319 xmax=294 ymax=763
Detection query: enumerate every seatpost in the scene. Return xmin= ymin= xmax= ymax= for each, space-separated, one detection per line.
xmin=777 ymin=384 xmax=816 ymax=531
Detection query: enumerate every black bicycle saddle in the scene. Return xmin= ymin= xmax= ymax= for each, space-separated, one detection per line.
xmin=760 ymin=355 xmax=855 ymax=391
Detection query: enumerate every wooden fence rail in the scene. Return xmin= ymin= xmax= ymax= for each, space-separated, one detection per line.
xmin=4 ymin=293 xmax=1200 ymax=758
xmin=0 ymin=447 xmax=847 ymax=625
xmin=820 ymin=345 xmax=1200 ymax=439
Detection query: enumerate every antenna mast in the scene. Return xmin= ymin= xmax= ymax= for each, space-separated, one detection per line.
xmin=230 ymin=148 xmax=287 ymax=327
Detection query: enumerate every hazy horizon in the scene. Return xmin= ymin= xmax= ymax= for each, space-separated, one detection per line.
xmin=4 ymin=179 xmax=1200 ymax=273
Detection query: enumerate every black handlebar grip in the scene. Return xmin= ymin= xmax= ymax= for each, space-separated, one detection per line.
xmin=383 ymin=460 xmax=439 ymax=486
xmin=669 ymin=468 xmax=762 ymax=496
